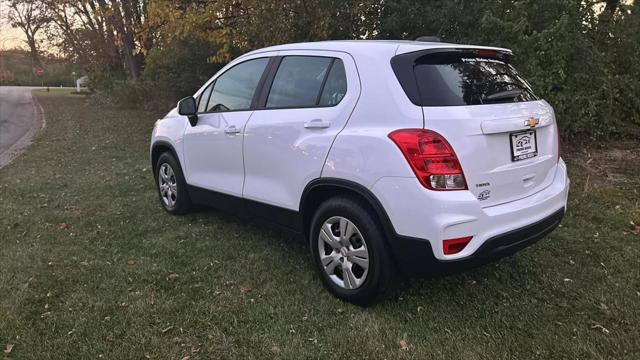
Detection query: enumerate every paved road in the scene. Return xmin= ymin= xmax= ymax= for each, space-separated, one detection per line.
xmin=0 ymin=86 xmax=42 ymax=168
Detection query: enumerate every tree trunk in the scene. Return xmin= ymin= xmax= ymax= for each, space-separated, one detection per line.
xmin=604 ymin=0 xmax=620 ymax=15
xmin=26 ymin=36 xmax=41 ymax=67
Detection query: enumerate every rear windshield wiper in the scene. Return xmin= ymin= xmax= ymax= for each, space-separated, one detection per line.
xmin=483 ymin=89 xmax=523 ymax=102
xmin=483 ymin=89 xmax=522 ymax=101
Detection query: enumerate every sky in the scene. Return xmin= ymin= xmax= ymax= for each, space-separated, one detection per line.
xmin=0 ymin=26 xmax=26 ymax=50
xmin=0 ymin=0 xmax=28 ymax=50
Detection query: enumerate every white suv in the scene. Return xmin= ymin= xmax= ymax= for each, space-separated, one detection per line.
xmin=150 ymin=40 xmax=570 ymax=305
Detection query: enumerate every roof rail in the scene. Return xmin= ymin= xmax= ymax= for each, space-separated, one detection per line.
xmin=415 ymin=36 xmax=441 ymax=42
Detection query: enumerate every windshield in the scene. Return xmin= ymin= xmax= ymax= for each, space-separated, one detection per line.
xmin=399 ymin=50 xmax=539 ymax=106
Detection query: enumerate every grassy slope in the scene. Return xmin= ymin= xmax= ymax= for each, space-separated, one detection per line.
xmin=0 ymin=90 xmax=638 ymax=359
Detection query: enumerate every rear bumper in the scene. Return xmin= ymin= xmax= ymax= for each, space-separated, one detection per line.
xmin=372 ymin=159 xmax=570 ymax=275
xmin=391 ymin=208 xmax=564 ymax=275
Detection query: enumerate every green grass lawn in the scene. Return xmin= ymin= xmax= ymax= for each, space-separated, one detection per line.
xmin=1 ymin=90 xmax=639 ymax=359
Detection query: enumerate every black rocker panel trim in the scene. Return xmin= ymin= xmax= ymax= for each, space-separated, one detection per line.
xmin=187 ymin=185 xmax=303 ymax=232
xmin=184 ymin=179 xmax=563 ymax=278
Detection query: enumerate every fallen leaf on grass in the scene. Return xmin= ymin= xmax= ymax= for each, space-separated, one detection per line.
xmin=271 ymin=345 xmax=281 ymax=354
xmin=127 ymin=259 xmax=136 ymax=266
xmin=399 ymin=339 xmax=410 ymax=351
xmin=598 ymin=303 xmax=610 ymax=315
xmin=4 ymin=344 xmax=14 ymax=354
xmin=239 ymin=286 xmax=251 ymax=293
xmin=625 ymin=222 xmax=640 ymax=235
xmin=591 ymin=324 xmax=610 ymax=334
xmin=180 ymin=356 xmax=191 ymax=360
xmin=161 ymin=326 xmax=173 ymax=334
xmin=167 ymin=273 xmax=179 ymax=281
xmin=58 ymin=223 xmax=69 ymax=230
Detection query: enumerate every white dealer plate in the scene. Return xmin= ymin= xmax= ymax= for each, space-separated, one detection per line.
xmin=510 ymin=130 xmax=537 ymax=161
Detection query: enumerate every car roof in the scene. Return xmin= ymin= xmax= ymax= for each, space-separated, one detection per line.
xmin=241 ymin=40 xmax=512 ymax=59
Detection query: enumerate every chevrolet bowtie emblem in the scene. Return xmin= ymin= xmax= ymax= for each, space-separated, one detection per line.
xmin=524 ymin=117 xmax=540 ymax=128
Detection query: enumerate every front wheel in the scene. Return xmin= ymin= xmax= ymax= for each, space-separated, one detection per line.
xmin=155 ymin=152 xmax=191 ymax=215
xmin=310 ymin=196 xmax=398 ymax=306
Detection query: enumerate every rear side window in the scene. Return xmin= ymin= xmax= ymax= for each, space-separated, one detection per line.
xmin=393 ymin=50 xmax=539 ymax=106
xmin=206 ymin=58 xmax=269 ymax=112
xmin=319 ymin=60 xmax=347 ymax=106
xmin=266 ymin=56 xmax=345 ymax=108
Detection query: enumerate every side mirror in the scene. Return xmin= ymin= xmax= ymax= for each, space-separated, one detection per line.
xmin=178 ymin=96 xmax=198 ymax=126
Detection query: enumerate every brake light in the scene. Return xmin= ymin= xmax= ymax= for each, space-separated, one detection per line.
xmin=388 ymin=129 xmax=467 ymax=190
xmin=476 ymin=49 xmax=497 ymax=57
xmin=443 ymin=236 xmax=472 ymax=255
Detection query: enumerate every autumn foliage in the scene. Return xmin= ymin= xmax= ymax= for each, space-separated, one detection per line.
xmin=6 ymin=0 xmax=640 ymax=140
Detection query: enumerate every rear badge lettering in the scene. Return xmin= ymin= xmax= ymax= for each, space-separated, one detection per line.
xmin=477 ymin=190 xmax=491 ymax=201
xmin=475 ymin=182 xmax=490 ymax=188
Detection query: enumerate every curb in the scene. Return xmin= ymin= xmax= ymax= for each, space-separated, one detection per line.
xmin=0 ymin=89 xmax=47 ymax=169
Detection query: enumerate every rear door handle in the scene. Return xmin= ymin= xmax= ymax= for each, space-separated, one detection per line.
xmin=224 ymin=125 xmax=241 ymax=135
xmin=304 ymin=119 xmax=331 ymax=129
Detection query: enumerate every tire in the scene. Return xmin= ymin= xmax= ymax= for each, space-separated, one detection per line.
xmin=155 ymin=152 xmax=191 ymax=215
xmin=310 ymin=195 xmax=398 ymax=306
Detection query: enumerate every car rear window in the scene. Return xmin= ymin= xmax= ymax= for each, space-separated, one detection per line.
xmin=392 ymin=50 xmax=539 ymax=106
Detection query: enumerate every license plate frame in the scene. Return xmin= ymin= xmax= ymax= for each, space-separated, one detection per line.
xmin=510 ymin=130 xmax=538 ymax=162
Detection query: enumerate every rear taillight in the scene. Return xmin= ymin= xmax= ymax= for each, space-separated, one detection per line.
xmin=388 ymin=129 xmax=467 ymax=191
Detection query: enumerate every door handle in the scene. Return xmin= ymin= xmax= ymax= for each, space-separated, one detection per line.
xmin=304 ymin=119 xmax=331 ymax=129
xmin=224 ymin=125 xmax=241 ymax=135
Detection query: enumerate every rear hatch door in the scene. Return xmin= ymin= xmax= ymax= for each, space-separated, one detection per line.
xmin=392 ymin=48 xmax=560 ymax=207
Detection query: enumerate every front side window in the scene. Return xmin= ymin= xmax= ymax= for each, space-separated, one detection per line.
xmin=206 ymin=58 xmax=269 ymax=112
xmin=197 ymin=83 xmax=213 ymax=113
xmin=267 ymin=56 xmax=344 ymax=108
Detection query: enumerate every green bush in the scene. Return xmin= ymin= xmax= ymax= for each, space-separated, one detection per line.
xmin=90 ymin=38 xmax=224 ymax=111
xmin=379 ymin=0 xmax=640 ymax=141
xmin=143 ymin=38 xmax=224 ymax=106
xmin=91 ymin=0 xmax=639 ymax=141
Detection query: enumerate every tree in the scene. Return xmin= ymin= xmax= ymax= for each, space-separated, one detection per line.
xmin=43 ymin=0 xmax=152 ymax=80
xmin=147 ymin=0 xmax=381 ymax=63
xmin=6 ymin=0 xmax=50 ymax=66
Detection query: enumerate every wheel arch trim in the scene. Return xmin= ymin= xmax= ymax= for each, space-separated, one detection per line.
xmin=151 ymin=141 xmax=182 ymax=176
xmin=300 ymin=178 xmax=398 ymax=240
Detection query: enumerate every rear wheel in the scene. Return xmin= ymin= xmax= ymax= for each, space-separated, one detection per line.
xmin=155 ymin=152 xmax=191 ymax=214
xmin=310 ymin=196 xmax=397 ymax=306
